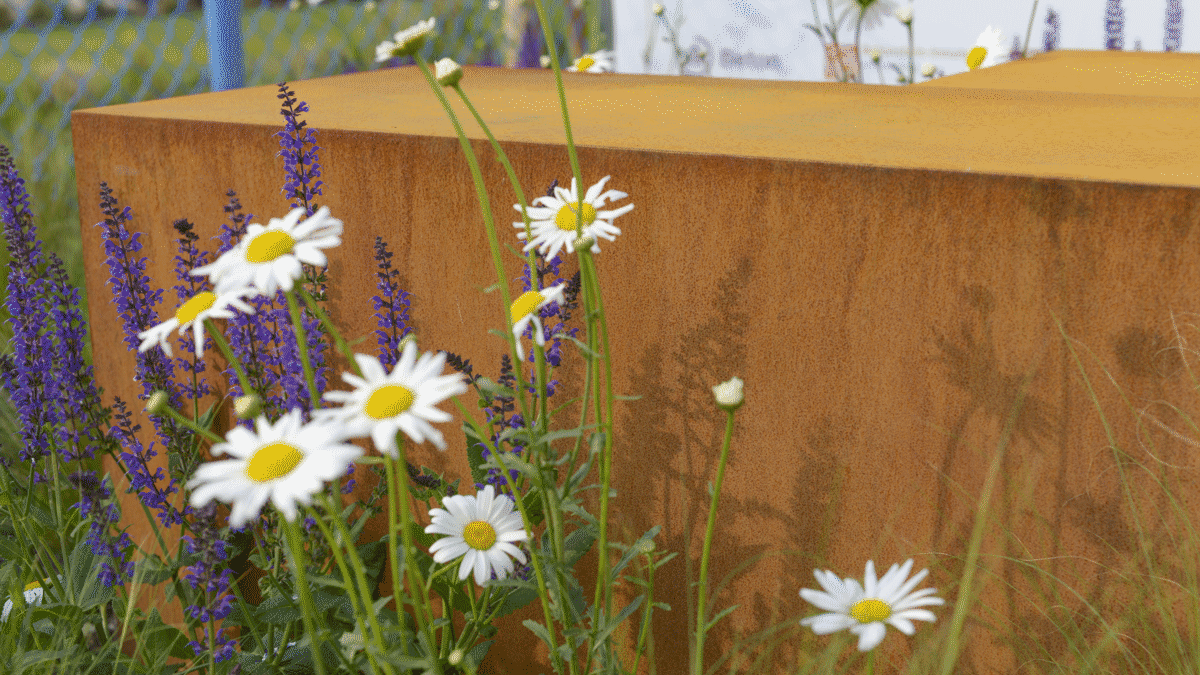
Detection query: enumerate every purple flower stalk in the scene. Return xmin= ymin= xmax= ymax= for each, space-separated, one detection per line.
xmin=1008 ymin=35 xmax=1022 ymax=62
xmin=371 ymin=236 xmax=413 ymax=371
xmin=109 ymin=396 xmax=184 ymax=529
xmin=182 ymin=502 xmax=238 ymax=662
xmin=1104 ymin=0 xmax=1124 ymax=50
xmin=1164 ymin=0 xmax=1182 ymax=52
xmin=276 ymin=82 xmax=323 ymax=217
xmin=1043 ymin=8 xmax=1060 ymax=53
xmin=171 ymin=218 xmax=215 ymax=403
xmin=68 ymin=470 xmax=134 ymax=588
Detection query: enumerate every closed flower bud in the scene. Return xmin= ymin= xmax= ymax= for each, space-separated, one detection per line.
xmin=435 ymin=58 xmax=463 ymax=86
xmin=637 ymin=538 xmax=656 ymax=554
xmin=398 ymin=332 xmax=418 ymax=354
xmin=540 ymin=54 xmax=552 ymax=68
xmin=652 ymin=2 xmax=664 ymax=15
xmin=921 ymin=62 xmax=936 ymax=78
xmin=488 ymin=0 xmax=500 ymax=8
xmin=572 ymin=234 xmax=596 ymax=252
xmin=449 ymin=649 xmax=465 ymax=666
xmin=145 ymin=390 xmax=170 ymax=416
xmin=895 ymin=5 xmax=912 ymax=24
xmin=869 ymin=48 xmax=881 ymax=63
xmin=711 ymin=376 xmax=744 ymax=411
xmin=234 ymin=393 xmax=263 ymax=419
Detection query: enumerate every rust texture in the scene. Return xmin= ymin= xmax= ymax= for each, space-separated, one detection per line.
xmin=70 ymin=51 xmax=1200 ymax=673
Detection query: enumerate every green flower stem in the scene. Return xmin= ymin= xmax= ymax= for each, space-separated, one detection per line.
xmin=529 ymin=0 xmax=585 ymax=202
xmin=207 ymin=590 xmax=216 ymax=675
xmin=630 ymin=550 xmax=657 ymax=675
xmin=203 ymin=318 xmax=256 ymax=399
xmin=283 ymin=288 xmax=321 ymax=408
xmin=308 ymin=498 xmax=393 ymax=675
xmin=385 ymin=440 xmax=442 ymax=673
xmin=852 ymin=12 xmax=866 ymax=85
xmin=298 ymin=286 xmax=364 ymax=379
xmin=866 ymin=649 xmax=876 ymax=675
xmin=281 ymin=516 xmax=329 ymax=675
xmin=157 ymin=403 xmax=224 ymax=444
xmin=906 ymin=22 xmax=914 ymax=84
xmin=1021 ymin=0 xmax=1039 ymax=58
xmin=692 ymin=409 xmax=736 ymax=675
xmin=409 ymin=54 xmax=537 ymax=442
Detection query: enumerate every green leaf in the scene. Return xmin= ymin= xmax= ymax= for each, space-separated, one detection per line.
xmin=256 ymin=593 xmax=303 ymax=625
xmin=704 ymin=604 xmax=739 ymax=632
xmin=589 ymin=596 xmax=644 ymax=653
xmin=609 ymin=526 xmax=660 ymax=586
xmin=463 ymin=420 xmax=491 ymax=488
xmin=522 ymin=619 xmax=555 ymax=650
xmin=463 ymin=639 xmax=493 ymax=671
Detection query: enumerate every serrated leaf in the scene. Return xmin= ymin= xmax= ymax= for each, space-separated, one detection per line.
xmin=609 ymin=526 xmax=660 ymax=585
xmin=522 ymin=619 xmax=555 ymax=649
xmin=589 ymin=596 xmax=644 ymax=653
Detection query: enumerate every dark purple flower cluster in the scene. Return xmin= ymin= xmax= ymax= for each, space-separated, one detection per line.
xmin=171 ymin=218 xmax=215 ymax=403
xmin=517 ymin=11 xmax=546 ymax=69
xmin=1105 ymin=0 xmax=1124 ymax=50
xmin=1043 ymin=8 xmax=1060 ymax=53
xmin=68 ymin=470 xmax=133 ymax=588
xmin=371 ymin=236 xmax=413 ymax=371
xmin=182 ymin=502 xmax=238 ymax=662
xmin=1008 ymin=35 xmax=1021 ymax=62
xmin=109 ymin=396 xmax=184 ymax=530
xmin=276 ymin=82 xmax=323 ymax=217
xmin=1164 ymin=0 xmax=1182 ymax=52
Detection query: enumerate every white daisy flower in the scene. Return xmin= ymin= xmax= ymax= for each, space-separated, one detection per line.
xmin=435 ymin=57 xmax=463 ymax=86
xmin=137 ymin=288 xmax=256 ymax=358
xmin=566 ymin=49 xmax=615 ymax=73
xmin=186 ymin=409 xmax=363 ymax=529
xmin=967 ymin=25 xmax=1004 ymax=70
xmin=921 ymin=62 xmax=937 ymax=78
xmin=894 ymin=4 xmax=912 ymax=24
xmin=313 ymin=343 xmax=468 ymax=457
xmin=1 ymin=578 xmax=49 ymax=623
xmin=512 ymin=175 xmax=634 ymax=261
xmin=799 ymin=559 xmax=944 ymax=652
xmin=425 ymin=485 xmax=528 ymax=586
xmin=190 ymin=206 xmax=342 ymax=296
xmin=375 ymin=17 xmax=436 ymax=62
xmin=509 ymin=282 xmax=567 ymax=362
xmin=834 ymin=0 xmax=899 ymax=32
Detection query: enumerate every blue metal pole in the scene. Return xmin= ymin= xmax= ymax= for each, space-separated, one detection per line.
xmin=203 ymin=0 xmax=246 ymax=91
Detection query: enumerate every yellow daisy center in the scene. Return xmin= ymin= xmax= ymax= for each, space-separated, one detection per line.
xmin=246 ymin=230 xmax=296 ymax=263
xmin=554 ymin=201 xmax=597 ymax=232
xmin=576 ymin=56 xmax=596 ymax=71
xmin=175 ymin=291 xmax=217 ymax=325
xmin=510 ymin=290 xmax=546 ymax=322
xmin=849 ymin=598 xmax=891 ymax=624
xmin=463 ymin=520 xmax=497 ymax=550
xmin=23 ymin=581 xmax=40 ymax=592
xmin=365 ymin=384 xmax=415 ymax=419
xmin=966 ymin=46 xmax=987 ymax=70
xmin=245 ymin=442 xmax=303 ymax=483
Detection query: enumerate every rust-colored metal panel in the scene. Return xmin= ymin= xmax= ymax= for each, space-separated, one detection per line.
xmin=71 ymin=53 xmax=1200 ymax=674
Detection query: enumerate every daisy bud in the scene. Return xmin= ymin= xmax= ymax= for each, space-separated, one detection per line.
xmin=145 ymin=390 xmax=170 ymax=416
xmin=711 ymin=377 xmax=744 ymax=411
xmin=435 ymin=58 xmax=463 ymax=86
xmin=287 ymin=0 xmax=299 ymax=9
xmin=540 ymin=55 xmax=552 ymax=68
xmin=234 ymin=394 xmax=263 ymax=420
xmin=921 ymin=62 xmax=936 ymax=78
xmin=364 ymin=0 xmax=375 ymax=10
xmin=652 ymin=2 xmax=664 ymax=15
xmin=449 ymin=649 xmax=464 ymax=666
xmin=488 ymin=0 xmax=500 ymax=8
xmin=572 ymin=234 xmax=596 ymax=252
xmin=637 ymin=538 xmax=656 ymax=554
xmin=869 ymin=48 xmax=881 ymax=63
xmin=895 ymin=5 xmax=912 ymax=24
xmin=398 ymin=332 xmax=418 ymax=354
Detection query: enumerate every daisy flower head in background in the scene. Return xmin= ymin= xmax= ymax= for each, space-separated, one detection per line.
xmin=799 ymin=559 xmax=944 ymax=652
xmin=314 ymin=342 xmax=468 ymax=456
xmin=138 ymin=288 xmax=256 ymax=358
xmin=566 ymin=49 xmax=615 ymax=73
xmin=509 ymin=281 xmax=567 ymax=362
xmin=190 ymin=205 xmax=342 ymax=296
xmin=376 ymin=17 xmax=436 ymax=62
xmin=426 ymin=485 xmax=529 ymax=586
xmin=513 ymin=175 xmax=634 ymax=261
xmin=1 ymin=578 xmax=51 ymax=622
xmin=186 ymin=409 xmax=363 ymax=529
xmin=894 ymin=4 xmax=912 ymax=24
xmin=834 ymin=0 xmax=900 ymax=32
xmin=967 ymin=26 xmax=1004 ymax=70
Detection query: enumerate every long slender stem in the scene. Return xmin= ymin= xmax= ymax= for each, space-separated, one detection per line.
xmin=691 ymin=410 xmax=735 ymax=675
xmin=281 ymin=517 xmax=327 ymax=675
xmin=1022 ymin=0 xmax=1040 ymax=58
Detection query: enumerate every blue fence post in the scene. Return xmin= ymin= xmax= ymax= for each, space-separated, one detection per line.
xmin=203 ymin=0 xmax=246 ymax=91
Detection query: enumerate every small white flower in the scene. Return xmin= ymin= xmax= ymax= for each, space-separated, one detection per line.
xmin=652 ymin=2 xmax=664 ymax=16
xmin=800 ymin=559 xmax=944 ymax=652
xmin=869 ymin=48 xmax=881 ymax=63
xmin=363 ymin=0 xmax=376 ymax=10
xmin=426 ymin=485 xmax=529 ymax=586
xmin=921 ymin=62 xmax=936 ymax=78
xmin=375 ymin=17 xmax=436 ymax=61
xmin=1 ymin=579 xmax=48 ymax=623
xmin=313 ymin=344 xmax=468 ymax=456
xmin=186 ymin=409 xmax=363 ymax=529
xmin=305 ymin=0 xmax=322 ymax=6
xmin=513 ymin=175 xmax=634 ymax=261
xmin=137 ymin=288 xmax=256 ymax=358
xmin=190 ymin=206 xmax=342 ymax=297
xmin=487 ymin=0 xmax=501 ymax=9
xmin=566 ymin=49 xmax=615 ymax=73
xmin=712 ymin=376 xmax=744 ymax=411
xmin=967 ymin=25 xmax=1004 ymax=70
xmin=540 ymin=54 xmax=552 ymax=68
xmin=894 ymin=5 xmax=912 ymax=23
xmin=435 ymin=57 xmax=463 ymax=86
xmin=508 ymin=282 xmax=568 ymax=362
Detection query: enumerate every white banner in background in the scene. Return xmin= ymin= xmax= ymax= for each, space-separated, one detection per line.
xmin=611 ymin=0 xmax=825 ymax=81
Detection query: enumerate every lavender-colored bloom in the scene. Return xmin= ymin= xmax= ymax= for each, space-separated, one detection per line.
xmin=69 ymin=471 xmax=134 ymax=588
xmin=1164 ymin=0 xmax=1182 ymax=52
xmin=1008 ymin=35 xmax=1022 ymax=62
xmin=181 ymin=501 xmax=238 ymax=665
xmin=276 ymin=82 xmax=323 ymax=217
xmin=171 ymin=218 xmax=214 ymax=402
xmin=371 ymin=236 xmax=412 ymax=371
xmin=517 ymin=9 xmax=545 ymax=68
xmin=109 ymin=396 xmax=185 ymax=529
xmin=1043 ymin=8 xmax=1060 ymax=53
xmin=1104 ymin=0 xmax=1124 ymax=50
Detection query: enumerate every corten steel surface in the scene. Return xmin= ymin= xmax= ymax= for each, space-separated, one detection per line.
xmin=72 ymin=52 xmax=1200 ymax=674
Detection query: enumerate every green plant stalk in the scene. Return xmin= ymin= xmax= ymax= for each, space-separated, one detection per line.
xmin=206 ymin=588 xmax=216 ymax=675
xmin=281 ymin=516 xmax=328 ymax=675
xmin=204 ymin=317 xmax=257 ymax=399
xmin=157 ymin=403 xmax=224 ymax=444
xmin=852 ymin=11 xmax=866 ymax=85
xmin=283 ymin=288 xmax=320 ymax=407
xmin=1021 ymin=0 xmax=1039 ymax=58
xmin=906 ymin=22 xmax=914 ymax=84
xmin=309 ymin=495 xmax=393 ymax=675
xmin=631 ymin=550 xmax=657 ymax=675
xmin=691 ymin=409 xmax=735 ymax=675
xmin=386 ymin=442 xmax=442 ymax=673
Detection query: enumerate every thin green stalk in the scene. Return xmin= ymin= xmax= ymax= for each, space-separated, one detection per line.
xmin=297 ymin=286 xmax=362 ymax=379
xmin=204 ymin=318 xmax=257 ymax=399
xmin=906 ymin=22 xmax=914 ymax=84
xmin=1021 ymin=0 xmax=1039 ymax=58
xmin=281 ymin=517 xmax=328 ymax=675
xmin=386 ymin=441 xmax=442 ymax=674
xmin=691 ymin=410 xmax=735 ymax=675
xmin=630 ymin=550 xmax=657 ymax=675
xmin=283 ymin=288 xmax=320 ymax=407
xmin=853 ymin=12 xmax=866 ymax=85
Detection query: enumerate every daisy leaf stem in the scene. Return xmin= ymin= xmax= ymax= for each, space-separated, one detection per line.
xmin=203 ymin=318 xmax=256 ymax=400
xmin=155 ymin=400 xmax=223 ymax=444
xmin=283 ymin=289 xmax=320 ymax=411
xmin=298 ymin=283 xmax=363 ymax=379
xmin=529 ymin=0 xmax=585 ymax=204
xmin=385 ymin=441 xmax=442 ymax=673
xmin=692 ymin=409 xmax=735 ymax=675
xmin=310 ymin=494 xmax=395 ymax=675
xmin=281 ymin=516 xmax=329 ymax=675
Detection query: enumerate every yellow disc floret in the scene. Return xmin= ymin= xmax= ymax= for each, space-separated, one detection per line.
xmin=246 ymin=442 xmax=303 ymax=482
xmin=554 ymin=201 xmax=597 ymax=232
xmin=246 ymin=230 xmax=297 ymax=263
xmin=966 ymin=46 xmax=987 ymax=70
xmin=849 ymin=598 xmax=891 ymax=624
xmin=510 ymin=290 xmax=545 ymax=321
xmin=463 ymin=520 xmax=497 ymax=550
xmin=175 ymin=291 xmax=217 ymax=325
xmin=575 ymin=56 xmax=596 ymax=71
xmin=365 ymin=384 xmax=415 ymax=419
